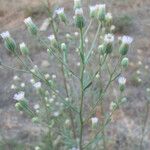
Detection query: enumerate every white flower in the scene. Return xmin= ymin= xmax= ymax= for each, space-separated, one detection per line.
xmin=13 ymin=75 xmax=20 ymax=81
xmin=1 ymin=31 xmax=10 ymax=39
xmin=44 ymin=74 xmax=50 ymax=79
xmin=65 ymin=119 xmax=70 ymax=125
xmin=48 ymin=34 xmax=55 ymax=41
xmin=118 ymin=76 xmax=126 ymax=85
xmin=85 ymin=37 xmax=88 ymax=43
xmin=110 ymin=25 xmax=115 ymax=31
xmin=24 ymin=17 xmax=32 ymax=25
xmin=106 ymin=12 xmax=112 ymax=19
xmin=89 ymin=5 xmax=97 ymax=12
xmin=96 ymin=4 xmax=106 ymax=10
xmin=34 ymin=104 xmax=40 ymax=110
xmin=91 ymin=117 xmax=99 ymax=124
xmin=74 ymin=32 xmax=79 ymax=37
xmin=34 ymin=146 xmax=40 ymax=150
xmin=49 ymin=98 xmax=54 ymax=103
xmin=121 ymin=36 xmax=133 ymax=44
xmin=52 ymin=74 xmax=56 ymax=79
xmin=75 ymin=8 xmax=83 ymax=16
xmin=11 ymin=84 xmax=16 ymax=90
xmin=20 ymin=42 xmax=26 ymax=49
xmin=21 ymin=83 xmax=25 ymax=88
xmin=104 ymin=33 xmax=114 ymax=43
xmin=77 ymin=62 xmax=80 ymax=66
xmin=13 ymin=91 xmax=25 ymax=101
xmin=30 ymin=79 xmax=35 ymax=84
xmin=33 ymin=82 xmax=41 ymax=89
xmin=55 ymin=8 xmax=64 ymax=15
xmin=53 ymin=111 xmax=60 ymax=117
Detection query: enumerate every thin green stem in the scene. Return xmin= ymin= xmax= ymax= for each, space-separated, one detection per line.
xmin=79 ymin=28 xmax=85 ymax=150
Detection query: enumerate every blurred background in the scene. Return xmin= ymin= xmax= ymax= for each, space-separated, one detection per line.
xmin=0 ymin=0 xmax=150 ymax=149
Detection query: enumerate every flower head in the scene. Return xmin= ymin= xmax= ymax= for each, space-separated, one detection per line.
xmin=91 ymin=117 xmax=99 ymax=124
xmin=24 ymin=17 xmax=32 ymax=25
xmin=104 ymin=33 xmax=114 ymax=43
xmin=1 ymin=31 xmax=10 ymax=39
xmin=13 ymin=91 xmax=25 ymax=101
xmin=118 ymin=76 xmax=126 ymax=85
xmin=75 ymin=8 xmax=83 ymax=16
xmin=48 ymin=35 xmax=55 ymax=41
xmin=33 ymin=82 xmax=41 ymax=89
xmin=121 ymin=36 xmax=133 ymax=44
xmin=55 ymin=8 xmax=64 ymax=15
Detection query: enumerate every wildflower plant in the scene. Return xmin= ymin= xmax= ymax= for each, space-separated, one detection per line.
xmin=0 ymin=1 xmax=133 ymax=149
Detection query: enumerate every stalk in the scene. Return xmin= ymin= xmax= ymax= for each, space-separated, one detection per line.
xmin=79 ymin=28 xmax=85 ymax=150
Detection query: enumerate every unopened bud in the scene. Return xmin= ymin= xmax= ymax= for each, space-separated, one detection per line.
xmin=1 ymin=31 xmax=16 ymax=53
xmin=55 ymin=8 xmax=67 ymax=24
xmin=75 ymin=8 xmax=85 ymax=29
xmin=74 ymin=0 xmax=81 ymax=9
xmin=121 ymin=57 xmax=129 ymax=68
xmin=24 ymin=17 xmax=38 ymax=35
xmin=97 ymin=4 xmax=106 ymax=21
xmin=119 ymin=36 xmax=133 ymax=55
xmin=20 ymin=42 xmax=29 ymax=55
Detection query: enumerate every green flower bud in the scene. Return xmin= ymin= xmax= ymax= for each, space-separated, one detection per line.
xmin=1 ymin=31 xmax=16 ymax=53
xmin=89 ymin=6 xmax=97 ymax=18
xmin=48 ymin=35 xmax=58 ymax=48
xmin=32 ymin=117 xmax=39 ymax=123
xmin=105 ymin=12 xmax=112 ymax=25
xmin=98 ymin=44 xmax=105 ymax=55
xmin=97 ymin=4 xmax=106 ymax=21
xmin=24 ymin=17 xmax=38 ymax=35
xmin=118 ymin=77 xmax=126 ymax=92
xmin=61 ymin=43 xmax=67 ymax=51
xmin=55 ymin=8 xmax=67 ymax=24
xmin=121 ymin=57 xmax=129 ymax=68
xmin=19 ymin=100 xmax=28 ymax=109
xmin=75 ymin=8 xmax=85 ymax=29
xmin=20 ymin=42 xmax=29 ymax=55
xmin=74 ymin=0 xmax=81 ymax=9
xmin=15 ymin=102 xmax=23 ymax=111
xmin=119 ymin=36 xmax=133 ymax=55
xmin=104 ymin=33 xmax=114 ymax=54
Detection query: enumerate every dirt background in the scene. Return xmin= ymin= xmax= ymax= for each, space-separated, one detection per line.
xmin=0 ymin=0 xmax=150 ymax=149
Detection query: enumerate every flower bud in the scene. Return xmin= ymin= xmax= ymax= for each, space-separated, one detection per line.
xmin=48 ymin=35 xmax=57 ymax=48
xmin=110 ymin=25 xmax=116 ymax=33
xmin=118 ymin=76 xmax=126 ymax=92
xmin=20 ymin=42 xmax=29 ymax=55
xmin=119 ymin=36 xmax=133 ymax=55
xmin=89 ymin=6 xmax=97 ymax=18
xmin=1 ymin=31 xmax=16 ymax=53
xmin=97 ymin=4 xmax=106 ymax=21
xmin=74 ymin=0 xmax=81 ymax=9
xmin=91 ymin=117 xmax=98 ymax=128
xmin=104 ymin=33 xmax=114 ymax=54
xmin=98 ymin=44 xmax=105 ymax=55
xmin=32 ymin=117 xmax=39 ymax=123
xmin=55 ymin=8 xmax=67 ymax=24
xmin=61 ymin=43 xmax=67 ymax=52
xmin=75 ymin=8 xmax=85 ymax=29
xmin=15 ymin=102 xmax=23 ymax=111
xmin=24 ymin=17 xmax=38 ymax=35
xmin=121 ymin=57 xmax=129 ymax=68
xmin=105 ymin=12 xmax=113 ymax=25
